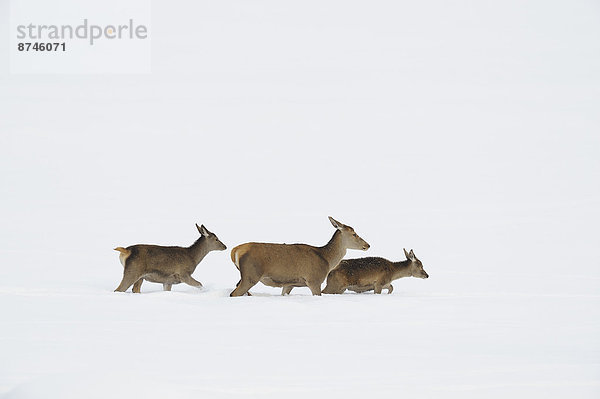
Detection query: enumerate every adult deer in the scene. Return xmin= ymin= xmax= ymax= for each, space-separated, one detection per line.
xmin=114 ymin=224 xmax=226 ymax=293
xmin=229 ymin=216 xmax=369 ymax=296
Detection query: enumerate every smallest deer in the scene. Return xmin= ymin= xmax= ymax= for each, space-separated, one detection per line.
xmin=322 ymin=248 xmax=429 ymax=294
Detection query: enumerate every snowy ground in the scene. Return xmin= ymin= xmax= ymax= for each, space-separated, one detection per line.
xmin=1 ymin=238 xmax=599 ymax=398
xmin=1 ymin=0 xmax=599 ymax=397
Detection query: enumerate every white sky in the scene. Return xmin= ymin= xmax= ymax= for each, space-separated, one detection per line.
xmin=0 ymin=0 xmax=599 ymax=280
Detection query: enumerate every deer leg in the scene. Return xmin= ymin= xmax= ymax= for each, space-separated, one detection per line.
xmin=231 ymin=261 xmax=260 ymax=297
xmin=114 ymin=269 xmax=140 ymax=292
xmin=374 ymin=283 xmax=383 ymax=294
xmin=230 ymin=278 xmax=257 ymax=297
xmin=163 ymin=283 xmax=172 ymax=291
xmin=182 ymin=275 xmax=203 ymax=288
xmin=282 ymin=286 xmax=294 ymax=296
xmin=386 ymin=284 xmax=394 ymax=294
xmin=307 ymin=282 xmax=322 ymax=296
xmin=132 ymin=279 xmax=143 ymax=293
xmin=235 ymin=279 xmax=252 ymax=296
xmin=322 ymin=273 xmax=347 ymax=294
xmin=322 ymin=282 xmax=343 ymax=294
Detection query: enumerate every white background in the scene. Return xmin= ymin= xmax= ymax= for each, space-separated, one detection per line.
xmin=1 ymin=0 xmax=599 ymax=397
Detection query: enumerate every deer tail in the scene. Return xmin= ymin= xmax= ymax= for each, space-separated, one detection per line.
xmin=114 ymin=247 xmax=131 ymax=267
xmin=230 ymin=247 xmax=242 ymax=271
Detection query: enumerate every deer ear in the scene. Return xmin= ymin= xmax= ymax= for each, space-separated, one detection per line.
xmin=408 ymin=249 xmax=416 ymax=260
xmin=328 ymin=216 xmax=343 ymax=229
xmin=403 ymin=248 xmax=410 ymax=259
xmin=196 ymin=224 xmax=209 ymax=236
xmin=200 ymin=225 xmax=210 ymax=236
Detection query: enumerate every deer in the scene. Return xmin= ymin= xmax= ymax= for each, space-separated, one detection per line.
xmin=113 ymin=224 xmax=226 ymax=293
xmin=229 ymin=216 xmax=370 ymax=297
xmin=322 ymin=248 xmax=429 ymax=294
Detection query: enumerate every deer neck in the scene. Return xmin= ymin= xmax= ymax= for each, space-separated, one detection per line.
xmin=392 ymin=260 xmax=413 ymax=279
xmin=320 ymin=230 xmax=347 ymax=271
xmin=188 ymin=236 xmax=210 ymax=265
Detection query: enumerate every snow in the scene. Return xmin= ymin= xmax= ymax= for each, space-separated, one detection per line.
xmin=1 ymin=275 xmax=599 ymax=398
xmin=1 ymin=0 xmax=599 ymax=397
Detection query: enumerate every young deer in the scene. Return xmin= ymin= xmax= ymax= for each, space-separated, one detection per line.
xmin=229 ymin=216 xmax=370 ymax=296
xmin=322 ymin=248 xmax=429 ymax=294
xmin=114 ymin=224 xmax=226 ymax=293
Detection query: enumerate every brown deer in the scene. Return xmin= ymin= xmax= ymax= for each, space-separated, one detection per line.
xmin=229 ymin=216 xmax=370 ymax=296
xmin=322 ymin=248 xmax=429 ymax=294
xmin=113 ymin=224 xmax=226 ymax=293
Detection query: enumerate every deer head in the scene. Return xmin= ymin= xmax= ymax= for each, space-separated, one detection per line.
xmin=196 ymin=224 xmax=227 ymax=251
xmin=403 ymin=248 xmax=428 ymax=279
xmin=328 ymin=216 xmax=370 ymax=251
